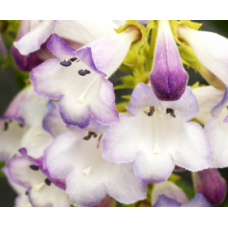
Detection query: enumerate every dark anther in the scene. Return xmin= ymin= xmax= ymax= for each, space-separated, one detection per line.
xmin=148 ymin=107 xmax=155 ymax=116
xmin=25 ymin=190 xmax=28 ymax=195
xmin=19 ymin=123 xmax=24 ymax=128
xmin=70 ymin=57 xmax=77 ymax=62
xmin=9 ymin=119 xmax=12 ymax=123
xmin=29 ymin=165 xmax=39 ymax=171
xmin=45 ymin=178 xmax=51 ymax=186
xmin=60 ymin=60 xmax=72 ymax=67
xmin=4 ymin=122 xmax=8 ymax=131
xmin=83 ymin=131 xmax=97 ymax=140
xmin=78 ymin=69 xmax=91 ymax=76
xmin=166 ymin=108 xmax=176 ymax=118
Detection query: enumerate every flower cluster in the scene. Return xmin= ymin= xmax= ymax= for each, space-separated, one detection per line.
xmin=0 ymin=20 xmax=228 ymax=207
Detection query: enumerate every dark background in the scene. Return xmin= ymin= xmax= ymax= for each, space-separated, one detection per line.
xmin=0 ymin=20 xmax=228 ymax=206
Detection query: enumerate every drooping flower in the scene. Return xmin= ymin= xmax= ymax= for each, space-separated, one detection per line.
xmin=193 ymin=86 xmax=228 ymax=168
xmin=152 ymin=181 xmax=211 ymax=207
xmin=149 ymin=20 xmax=189 ymax=101
xmin=12 ymin=20 xmax=125 ymax=71
xmin=177 ymin=25 xmax=228 ymax=88
xmin=102 ymin=83 xmax=210 ymax=184
xmin=30 ymin=28 xmax=141 ymax=128
xmin=44 ymin=121 xmax=146 ymax=207
xmin=6 ymin=154 xmax=69 ymax=207
xmin=192 ymin=168 xmax=227 ymax=205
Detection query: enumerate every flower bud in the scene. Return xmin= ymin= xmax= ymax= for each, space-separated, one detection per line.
xmin=150 ymin=20 xmax=188 ymax=101
xmin=192 ymin=168 xmax=227 ymax=205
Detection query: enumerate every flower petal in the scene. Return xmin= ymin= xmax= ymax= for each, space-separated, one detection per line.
xmin=178 ymin=26 xmax=228 ymax=87
xmin=182 ymin=193 xmax=211 ymax=207
xmin=192 ymin=86 xmax=225 ymax=124
xmin=171 ymin=121 xmax=211 ymax=171
xmin=153 ymin=195 xmax=181 ymax=207
xmin=14 ymin=20 xmax=55 ymax=55
xmin=151 ymin=181 xmax=188 ymax=206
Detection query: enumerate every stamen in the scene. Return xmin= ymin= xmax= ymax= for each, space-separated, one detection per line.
xmin=34 ymin=182 xmax=45 ymax=191
xmin=4 ymin=122 xmax=8 ymax=131
xmin=19 ymin=123 xmax=24 ymax=128
xmin=25 ymin=190 xmax=28 ymax=195
xmin=60 ymin=60 xmax=72 ymax=67
xmin=9 ymin=119 xmax=12 ymax=123
xmin=83 ymin=131 xmax=97 ymax=140
xmin=45 ymin=178 xmax=51 ymax=186
xmin=78 ymin=69 xmax=91 ymax=76
xmin=148 ymin=107 xmax=155 ymax=116
xmin=29 ymin=165 xmax=39 ymax=171
xmin=77 ymin=75 xmax=98 ymax=103
xmin=166 ymin=108 xmax=176 ymax=118
xmin=70 ymin=57 xmax=77 ymax=62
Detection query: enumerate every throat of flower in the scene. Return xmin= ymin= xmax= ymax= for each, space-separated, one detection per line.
xmin=82 ymin=156 xmax=100 ymax=177
xmin=77 ymin=75 xmax=99 ymax=103
xmin=152 ymin=107 xmax=160 ymax=155
xmin=33 ymin=181 xmax=45 ymax=192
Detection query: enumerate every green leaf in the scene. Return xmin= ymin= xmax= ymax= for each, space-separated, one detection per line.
xmin=0 ymin=161 xmax=6 ymax=178
xmin=175 ymin=179 xmax=195 ymax=200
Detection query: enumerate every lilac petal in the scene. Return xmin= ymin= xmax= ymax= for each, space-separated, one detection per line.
xmin=126 ymin=83 xmax=160 ymax=116
xmin=182 ymin=194 xmax=211 ymax=207
xmin=211 ymin=85 xmax=228 ymax=117
xmin=14 ymin=20 xmax=55 ymax=56
xmin=192 ymin=168 xmax=227 ymax=205
xmin=4 ymin=85 xmax=35 ymax=122
xmin=152 ymin=181 xmax=188 ymax=206
xmin=47 ymin=34 xmax=106 ymax=77
xmin=0 ymin=33 xmax=7 ymax=57
xmin=193 ymin=86 xmax=225 ymax=125
xmin=160 ymin=86 xmax=199 ymax=122
xmin=42 ymin=101 xmax=68 ymax=138
xmin=150 ymin=20 xmax=188 ymax=101
xmin=89 ymin=78 xmax=119 ymax=126
xmin=153 ymin=195 xmax=181 ymax=207
xmin=7 ymin=156 xmax=45 ymax=189
xmin=11 ymin=45 xmax=44 ymax=72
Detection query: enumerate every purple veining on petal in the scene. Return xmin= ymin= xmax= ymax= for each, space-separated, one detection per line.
xmin=149 ymin=21 xmax=188 ymax=101
xmin=211 ymin=85 xmax=228 ymax=117
xmin=223 ymin=115 xmax=228 ymax=123
xmin=154 ymin=195 xmax=181 ymax=207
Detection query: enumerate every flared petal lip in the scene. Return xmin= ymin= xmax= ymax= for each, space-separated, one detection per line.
xmin=211 ymin=85 xmax=228 ymax=117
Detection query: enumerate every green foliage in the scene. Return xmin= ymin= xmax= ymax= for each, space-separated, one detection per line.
xmin=175 ymin=179 xmax=195 ymax=200
xmin=0 ymin=161 xmax=6 ymax=178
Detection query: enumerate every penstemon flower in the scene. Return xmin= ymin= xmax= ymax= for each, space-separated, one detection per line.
xmin=30 ymin=27 xmax=141 ymax=128
xmin=102 ymin=83 xmax=210 ymax=184
xmin=44 ymin=121 xmax=146 ymax=207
